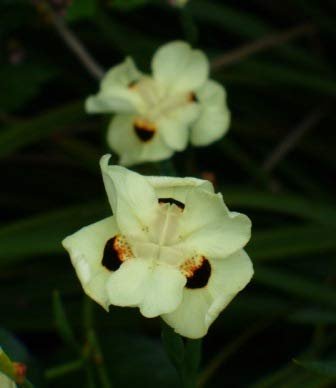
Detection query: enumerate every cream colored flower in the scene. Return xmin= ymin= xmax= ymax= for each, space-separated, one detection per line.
xmin=0 ymin=373 xmax=16 ymax=388
xmin=86 ymin=41 xmax=230 ymax=166
xmin=62 ymin=155 xmax=252 ymax=338
xmin=0 ymin=348 xmax=16 ymax=388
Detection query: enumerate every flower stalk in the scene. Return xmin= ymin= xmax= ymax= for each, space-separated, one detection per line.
xmin=161 ymin=322 xmax=201 ymax=388
xmin=83 ymin=298 xmax=113 ymax=388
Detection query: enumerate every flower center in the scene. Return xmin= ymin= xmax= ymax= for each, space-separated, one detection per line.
xmin=158 ymin=197 xmax=185 ymax=210
xmin=102 ymin=235 xmax=133 ymax=271
xmin=180 ymin=255 xmax=211 ymax=289
xmin=133 ymin=118 xmax=156 ymax=142
xmin=101 ymin=198 xmax=211 ymax=288
xmin=130 ymin=77 xmax=196 ymax=131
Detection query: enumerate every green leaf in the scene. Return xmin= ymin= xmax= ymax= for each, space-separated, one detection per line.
xmin=53 ymin=291 xmax=80 ymax=353
xmin=188 ymin=0 xmax=268 ymax=38
xmin=254 ymin=266 xmax=336 ymax=308
xmin=295 ymin=359 xmax=336 ymax=378
xmin=161 ymin=323 xmax=202 ymax=388
xmin=45 ymin=359 xmax=85 ymax=381
xmin=110 ymin=0 xmax=150 ymax=10
xmin=161 ymin=323 xmax=185 ymax=369
xmin=66 ymin=0 xmax=97 ymax=22
xmin=0 ymin=63 xmax=58 ymax=112
xmin=184 ymin=339 xmax=202 ymax=386
xmin=0 ymin=200 xmax=108 ymax=265
xmin=289 ymin=308 xmax=336 ymax=325
xmin=228 ymin=60 xmax=336 ymax=97
xmin=102 ymin=332 xmax=179 ymax=387
xmin=223 ymin=189 xmax=336 ymax=226
xmin=55 ymin=137 xmax=101 ymax=174
xmin=188 ymin=1 xmax=327 ymax=70
xmin=0 ymin=101 xmax=85 ymax=158
xmin=95 ymin=11 xmax=159 ymax=68
xmin=250 ymin=224 xmax=336 ymax=261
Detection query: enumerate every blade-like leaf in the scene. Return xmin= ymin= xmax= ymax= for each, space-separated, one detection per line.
xmin=0 ymin=101 xmax=84 ymax=158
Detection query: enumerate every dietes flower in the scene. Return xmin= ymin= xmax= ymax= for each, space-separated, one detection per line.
xmin=0 ymin=373 xmax=16 ymax=388
xmin=62 ymin=155 xmax=253 ymax=338
xmin=0 ymin=348 xmax=17 ymax=388
xmin=86 ymin=41 xmax=230 ymax=166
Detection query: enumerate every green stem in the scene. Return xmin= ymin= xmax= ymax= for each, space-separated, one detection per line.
xmin=179 ymin=6 xmax=198 ymax=44
xmin=83 ymin=297 xmax=95 ymax=332
xmin=87 ymin=329 xmax=112 ymax=388
xmin=83 ymin=297 xmax=112 ymax=388
xmin=161 ymin=322 xmax=201 ymax=388
xmin=45 ymin=359 xmax=85 ymax=380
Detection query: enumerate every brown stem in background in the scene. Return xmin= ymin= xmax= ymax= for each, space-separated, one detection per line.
xmin=38 ymin=1 xmax=104 ymax=80
xmin=211 ymin=23 xmax=316 ymax=70
xmin=262 ymin=106 xmax=328 ymax=173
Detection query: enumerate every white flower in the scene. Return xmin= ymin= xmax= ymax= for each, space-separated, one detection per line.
xmin=0 ymin=373 xmax=16 ymax=388
xmin=0 ymin=348 xmax=16 ymax=388
xmin=62 ymin=155 xmax=252 ymax=338
xmin=86 ymin=41 xmax=230 ymax=166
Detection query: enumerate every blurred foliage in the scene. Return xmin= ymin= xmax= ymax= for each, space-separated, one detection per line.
xmin=0 ymin=0 xmax=336 ymax=387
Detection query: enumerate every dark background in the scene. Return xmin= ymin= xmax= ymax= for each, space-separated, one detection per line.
xmin=1 ymin=0 xmax=336 ymax=387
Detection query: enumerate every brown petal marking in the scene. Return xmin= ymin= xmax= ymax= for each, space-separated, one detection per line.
xmin=133 ymin=118 xmax=156 ymax=142
xmin=188 ymin=92 xmax=198 ymax=103
xmin=181 ymin=256 xmax=211 ymax=289
xmin=102 ymin=235 xmax=133 ymax=271
xmin=128 ymin=80 xmax=138 ymax=89
xmin=158 ymin=197 xmax=185 ymax=210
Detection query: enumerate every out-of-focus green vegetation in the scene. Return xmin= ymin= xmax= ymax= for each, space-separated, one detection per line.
xmin=1 ymin=0 xmax=336 ymax=386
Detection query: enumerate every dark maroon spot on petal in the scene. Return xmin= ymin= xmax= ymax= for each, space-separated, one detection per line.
xmin=189 ymin=92 xmax=198 ymax=103
xmin=159 ymin=197 xmax=185 ymax=210
xmin=102 ymin=237 xmax=122 ymax=271
xmin=186 ymin=258 xmax=211 ymax=289
xmin=134 ymin=121 xmax=156 ymax=142
xmin=128 ymin=80 xmax=138 ymax=89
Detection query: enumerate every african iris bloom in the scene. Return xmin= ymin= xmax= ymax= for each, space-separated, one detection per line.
xmin=62 ymin=155 xmax=253 ymax=338
xmin=86 ymin=41 xmax=230 ymax=166
xmin=0 ymin=348 xmax=16 ymax=388
xmin=0 ymin=373 xmax=15 ymax=388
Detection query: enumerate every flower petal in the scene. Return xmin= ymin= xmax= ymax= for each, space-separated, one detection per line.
xmin=162 ymin=250 xmax=253 ymax=338
xmin=158 ymin=103 xmax=200 ymax=151
xmin=152 ymin=41 xmax=209 ymax=92
xmin=100 ymin=157 xmax=159 ymax=240
xmin=208 ymin=250 xmax=253 ymax=297
xmin=145 ymin=176 xmax=214 ymax=204
xmin=0 ymin=372 xmax=16 ymax=388
xmin=139 ymin=264 xmax=186 ymax=317
xmin=62 ymin=217 xmax=119 ymax=310
xmin=106 ymin=259 xmax=186 ymax=317
xmin=107 ymin=115 xmax=174 ymax=166
xmin=86 ymin=58 xmax=143 ymax=114
xmin=179 ymin=187 xmax=251 ymax=258
xmin=191 ymin=80 xmax=230 ymax=146
xmin=106 ymin=259 xmax=148 ymax=308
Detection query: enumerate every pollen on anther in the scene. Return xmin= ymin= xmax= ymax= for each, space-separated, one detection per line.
xmin=180 ymin=256 xmax=211 ymax=289
xmin=188 ymin=92 xmax=198 ymax=103
xmin=133 ymin=118 xmax=156 ymax=142
xmin=102 ymin=235 xmax=133 ymax=271
xmin=128 ymin=80 xmax=138 ymax=89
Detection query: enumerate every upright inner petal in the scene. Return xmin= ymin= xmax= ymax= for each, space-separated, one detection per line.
xmin=128 ymin=76 xmax=197 ymax=129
